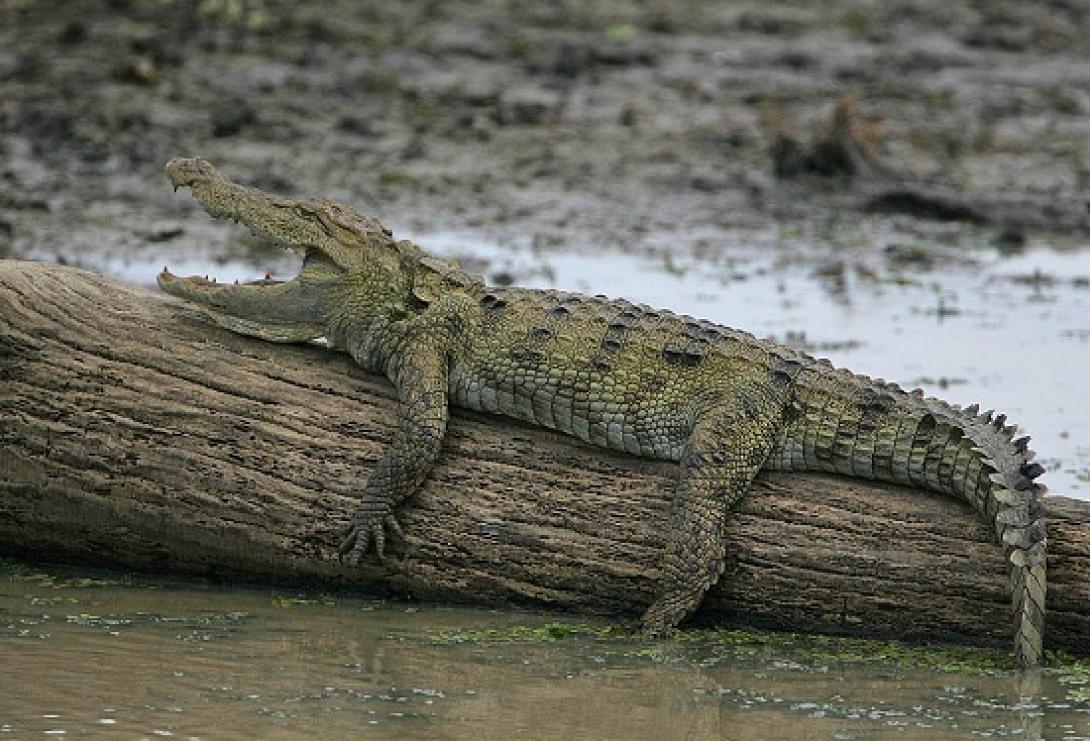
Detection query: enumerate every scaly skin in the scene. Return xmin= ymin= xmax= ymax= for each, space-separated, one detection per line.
xmin=158 ymin=159 xmax=1048 ymax=666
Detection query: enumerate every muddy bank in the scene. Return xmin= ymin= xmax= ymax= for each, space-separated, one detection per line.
xmin=2 ymin=0 xmax=1088 ymax=261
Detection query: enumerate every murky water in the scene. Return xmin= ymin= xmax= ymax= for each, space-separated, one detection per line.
xmin=2 ymin=562 xmax=1088 ymax=740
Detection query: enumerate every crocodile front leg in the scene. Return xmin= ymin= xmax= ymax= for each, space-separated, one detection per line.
xmin=339 ymin=344 xmax=449 ymax=561
xmin=642 ymin=382 xmax=789 ymax=631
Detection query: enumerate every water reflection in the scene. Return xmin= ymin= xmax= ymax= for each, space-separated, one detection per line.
xmin=2 ymin=563 xmax=1087 ymax=739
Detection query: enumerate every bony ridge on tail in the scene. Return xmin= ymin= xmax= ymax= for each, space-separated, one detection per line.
xmin=157 ymin=158 xmax=1048 ymax=667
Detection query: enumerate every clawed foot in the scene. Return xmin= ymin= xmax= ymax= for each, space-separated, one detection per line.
xmin=338 ymin=503 xmax=404 ymax=563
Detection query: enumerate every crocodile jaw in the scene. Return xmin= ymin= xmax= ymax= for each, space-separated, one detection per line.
xmin=157 ymin=268 xmax=329 ymax=342
xmin=160 ymin=157 xmax=388 ymax=342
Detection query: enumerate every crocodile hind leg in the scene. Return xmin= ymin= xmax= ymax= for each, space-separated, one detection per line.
xmin=642 ymin=388 xmax=787 ymax=632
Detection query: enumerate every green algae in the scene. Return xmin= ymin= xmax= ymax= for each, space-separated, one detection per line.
xmin=604 ymin=23 xmax=638 ymax=43
xmin=432 ymin=621 xmax=625 ymax=645
xmin=197 ymin=0 xmax=269 ymax=30
xmin=271 ymin=594 xmax=338 ymax=609
xmin=674 ymin=627 xmax=1018 ymax=674
xmin=1049 ymin=651 xmax=1090 ymax=702
xmin=429 ymin=620 xmax=1090 ymax=677
xmin=1 ymin=560 xmax=131 ymax=591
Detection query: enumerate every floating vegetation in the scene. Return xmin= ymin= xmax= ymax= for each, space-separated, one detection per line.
xmin=1049 ymin=651 xmax=1090 ymax=702
xmin=432 ymin=621 xmax=627 ymax=645
xmin=0 ymin=560 xmax=131 ymax=590
xmin=270 ymin=594 xmax=337 ymax=609
xmin=673 ymin=628 xmax=1018 ymax=675
xmin=429 ymin=621 xmax=1084 ymax=677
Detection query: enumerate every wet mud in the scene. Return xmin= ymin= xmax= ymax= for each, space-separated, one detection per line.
xmin=4 ymin=1 xmax=1089 ymax=249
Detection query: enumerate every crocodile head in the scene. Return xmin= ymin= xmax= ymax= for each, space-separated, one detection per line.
xmin=158 ymin=158 xmax=415 ymax=342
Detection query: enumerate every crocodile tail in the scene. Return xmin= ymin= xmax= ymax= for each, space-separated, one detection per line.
xmin=943 ymin=400 xmax=1047 ymax=668
xmin=768 ymin=367 xmax=1047 ymax=666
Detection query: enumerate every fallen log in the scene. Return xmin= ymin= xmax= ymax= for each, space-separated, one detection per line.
xmin=1 ymin=260 xmax=1087 ymax=655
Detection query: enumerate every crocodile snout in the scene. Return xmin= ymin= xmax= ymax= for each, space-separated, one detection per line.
xmin=165 ymin=157 xmax=219 ymax=190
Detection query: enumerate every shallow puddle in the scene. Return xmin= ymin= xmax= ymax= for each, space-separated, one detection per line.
xmin=2 ymin=562 xmax=1088 ymax=740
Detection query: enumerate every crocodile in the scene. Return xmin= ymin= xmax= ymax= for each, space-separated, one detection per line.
xmin=157 ymin=158 xmax=1048 ymax=666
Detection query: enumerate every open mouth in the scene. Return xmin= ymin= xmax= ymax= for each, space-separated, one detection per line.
xmin=157 ymin=157 xmax=360 ymax=342
xmin=158 ymin=268 xmax=285 ymax=288
xmin=158 ymin=244 xmax=339 ymax=343
xmin=159 ymin=156 xmax=330 ymax=287
xmin=157 ymin=249 xmax=307 ymax=291
xmin=157 ymin=203 xmax=323 ymax=292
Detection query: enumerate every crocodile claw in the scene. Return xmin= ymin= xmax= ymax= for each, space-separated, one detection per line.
xmin=338 ymin=505 xmax=403 ymax=563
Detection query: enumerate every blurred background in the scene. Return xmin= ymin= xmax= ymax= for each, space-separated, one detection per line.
xmin=2 ymin=0 xmax=1088 ymax=497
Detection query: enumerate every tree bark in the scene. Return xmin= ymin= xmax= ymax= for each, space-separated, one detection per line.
xmin=1 ymin=260 xmax=1088 ymax=655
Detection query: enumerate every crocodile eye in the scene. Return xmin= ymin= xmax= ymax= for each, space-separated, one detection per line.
xmin=292 ymin=206 xmax=334 ymax=236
